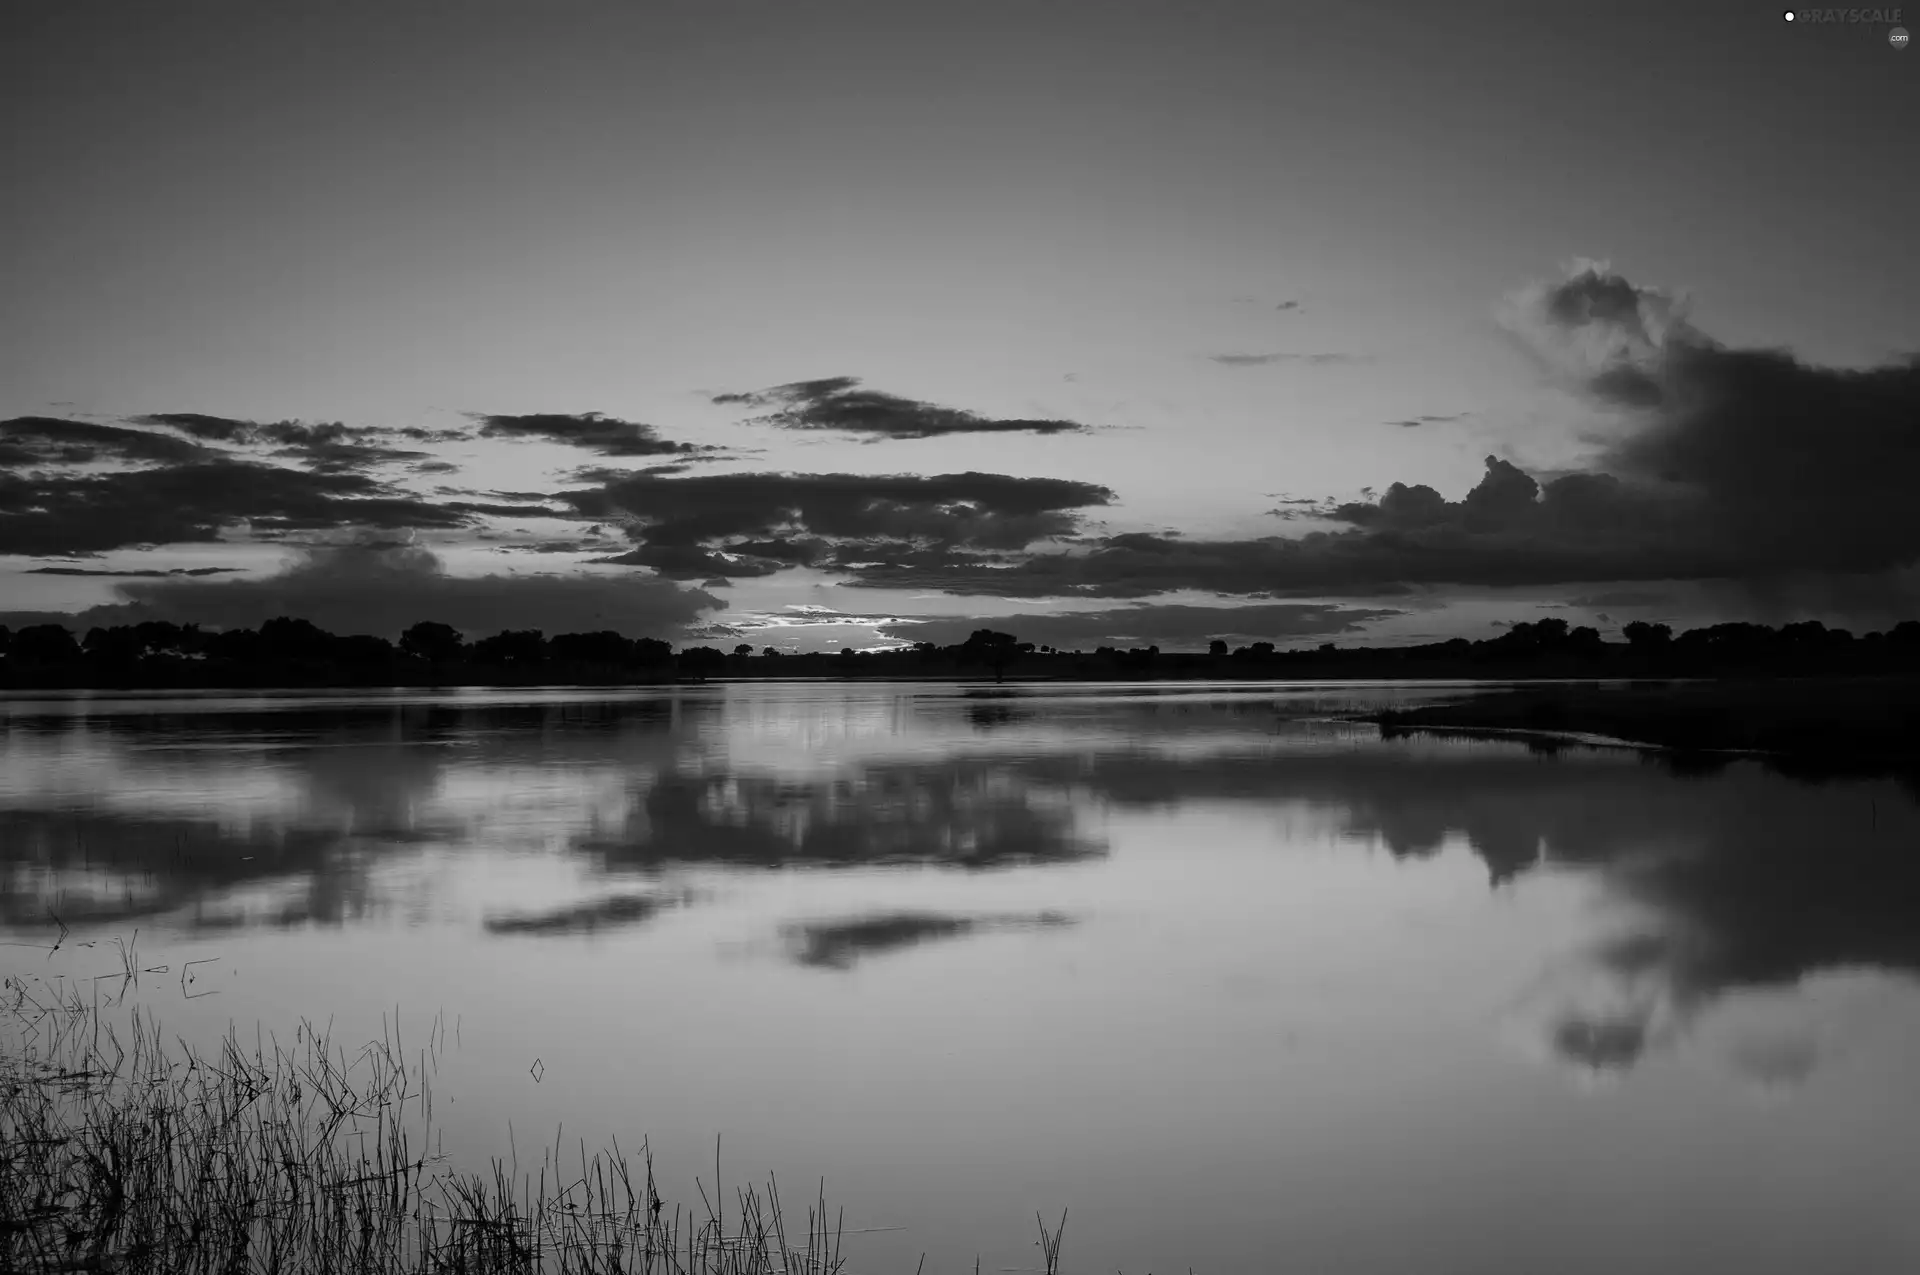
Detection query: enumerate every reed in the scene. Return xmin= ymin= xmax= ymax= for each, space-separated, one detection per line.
xmin=1 ymin=975 xmax=860 ymax=1275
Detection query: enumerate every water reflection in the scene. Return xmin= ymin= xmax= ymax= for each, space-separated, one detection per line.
xmin=782 ymin=910 xmax=1075 ymax=969
xmin=484 ymin=890 xmax=694 ymax=937
xmin=577 ymin=766 xmax=1105 ymax=871
xmin=2 ymin=684 xmax=1917 ymax=1082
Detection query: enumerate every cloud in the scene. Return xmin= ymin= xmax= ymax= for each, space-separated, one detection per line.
xmin=563 ymin=469 xmax=1113 ymax=579
xmin=878 ymin=602 xmax=1401 ymax=650
xmin=132 ymin=412 xmax=256 ymax=441
xmin=474 ymin=411 xmax=715 ymax=457
xmin=855 ymin=264 xmax=1920 ymax=600
xmin=439 ymin=501 xmax=571 ymax=518
xmin=489 ymin=539 xmax=605 ymax=555
xmin=3 ymin=416 xmax=210 ymax=465
xmin=1274 ymin=300 xmax=1302 ymax=312
xmin=62 ymin=538 xmax=719 ymax=638
xmin=840 ymin=459 xmax=1708 ymax=598
xmin=26 ymin=566 xmax=241 ymax=578
xmin=1566 ymin=590 xmax=1675 ymax=609
xmin=252 ymin=422 xmax=434 ymax=473
xmin=1209 ymin=352 xmax=1364 ymax=367
xmin=1510 ymin=260 xmax=1920 ymax=580
xmin=1388 ymin=414 xmax=1465 ymax=428
xmin=130 ymin=414 xmax=454 ymax=472
xmin=0 ymin=460 xmax=473 ymax=556
xmin=714 ymin=376 xmax=1089 ymax=440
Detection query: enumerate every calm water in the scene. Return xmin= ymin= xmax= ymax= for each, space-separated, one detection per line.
xmin=3 ymin=682 xmax=1918 ymax=1274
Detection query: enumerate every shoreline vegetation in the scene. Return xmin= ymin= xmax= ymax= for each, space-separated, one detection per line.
xmin=0 ymin=974 xmax=1075 ymax=1274
xmin=0 ymin=613 xmax=1915 ymax=767
xmin=1367 ymin=678 xmax=1920 ymax=777
xmin=0 ymin=615 xmax=1914 ymax=689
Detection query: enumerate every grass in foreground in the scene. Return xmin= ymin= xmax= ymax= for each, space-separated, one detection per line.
xmin=0 ymin=974 xmax=1075 ymax=1274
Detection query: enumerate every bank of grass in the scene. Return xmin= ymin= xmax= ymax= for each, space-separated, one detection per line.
xmin=1369 ymin=676 xmax=1920 ymax=768
xmin=0 ymin=976 xmax=1073 ymax=1274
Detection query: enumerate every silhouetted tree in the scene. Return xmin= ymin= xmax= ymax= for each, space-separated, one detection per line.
xmin=471 ymin=630 xmax=547 ymax=665
xmin=678 ymin=645 xmax=727 ymax=677
xmin=549 ymin=630 xmax=635 ymax=666
xmin=632 ymin=637 xmax=674 ymax=665
xmin=1208 ymin=639 xmax=1228 ymax=657
xmin=400 ymin=620 xmax=466 ymax=662
xmin=258 ymin=616 xmax=337 ymax=661
xmin=12 ymin=624 xmax=81 ymax=663
xmin=334 ymin=634 xmax=397 ymax=663
xmin=204 ymin=627 xmax=262 ymax=662
xmin=1623 ymin=621 xmax=1673 ymax=648
xmin=142 ymin=620 xmax=201 ymax=657
xmin=82 ymin=626 xmax=144 ymax=664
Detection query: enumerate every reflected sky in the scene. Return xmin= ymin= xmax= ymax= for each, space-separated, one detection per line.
xmin=3 ymin=683 xmax=1918 ymax=1274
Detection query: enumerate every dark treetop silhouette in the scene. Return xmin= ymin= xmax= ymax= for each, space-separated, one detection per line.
xmin=1 ymin=613 xmax=1916 ymax=688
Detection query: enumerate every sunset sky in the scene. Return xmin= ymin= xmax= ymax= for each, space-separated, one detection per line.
xmin=3 ymin=1 xmax=1916 ymax=651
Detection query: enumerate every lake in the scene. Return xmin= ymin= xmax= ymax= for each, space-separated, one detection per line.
xmin=3 ymin=681 xmax=1918 ymax=1274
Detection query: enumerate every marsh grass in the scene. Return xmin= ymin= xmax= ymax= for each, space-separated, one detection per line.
xmin=0 ymin=973 xmax=861 ymax=1274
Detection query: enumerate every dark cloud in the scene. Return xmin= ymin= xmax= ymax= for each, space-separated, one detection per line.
xmin=491 ymin=539 xmax=603 ymax=555
xmin=474 ymin=411 xmax=713 ymax=457
xmin=1567 ymin=590 xmax=1676 ymax=609
xmin=1512 ymin=261 xmax=1920 ymax=581
xmin=52 ymin=538 xmax=718 ymax=638
xmin=254 ymin=421 xmax=433 ymax=473
xmin=881 ymin=602 xmax=1401 ymax=650
xmin=1265 ymin=498 xmax=1338 ymax=521
xmin=439 ymin=501 xmax=571 ymax=518
xmin=1209 ymin=352 xmax=1363 ymax=367
xmin=854 ymin=264 xmax=1920 ymax=599
xmin=132 ymin=412 xmax=256 ymax=441
xmin=3 ymin=416 xmax=210 ymax=465
xmin=0 ymin=460 xmax=472 ymax=556
xmin=1388 ymin=414 xmax=1465 ymax=428
xmin=130 ymin=414 xmax=443 ymax=472
xmin=26 ymin=565 xmax=241 ymax=578
xmin=714 ymin=375 xmax=1089 ymax=440
xmin=1274 ymin=300 xmax=1302 ymax=312
xmin=563 ymin=470 xmax=1113 ymax=579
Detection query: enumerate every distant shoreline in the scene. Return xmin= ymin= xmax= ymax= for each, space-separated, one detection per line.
xmin=1359 ymin=676 xmax=1920 ymax=772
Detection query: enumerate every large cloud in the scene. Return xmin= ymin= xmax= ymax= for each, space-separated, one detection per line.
xmin=131 ymin=413 xmax=461 ymax=472
xmin=3 ymin=416 xmax=210 ymax=465
xmin=714 ymin=376 xmax=1089 ymax=440
xmin=55 ymin=539 xmax=719 ymax=638
xmin=852 ymin=263 xmax=1920 ymax=599
xmin=0 ymin=415 xmax=484 ymax=556
xmin=564 ymin=469 xmax=1114 ymax=579
xmin=0 ymin=459 xmax=473 ymax=556
xmin=474 ymin=412 xmax=715 ymax=458
xmin=879 ymin=602 xmax=1402 ymax=650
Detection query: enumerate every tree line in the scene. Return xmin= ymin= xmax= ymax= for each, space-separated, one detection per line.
xmin=0 ymin=614 xmax=1916 ymax=688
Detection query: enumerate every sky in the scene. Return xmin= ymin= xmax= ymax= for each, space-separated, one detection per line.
xmin=2 ymin=0 xmax=1916 ymax=651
